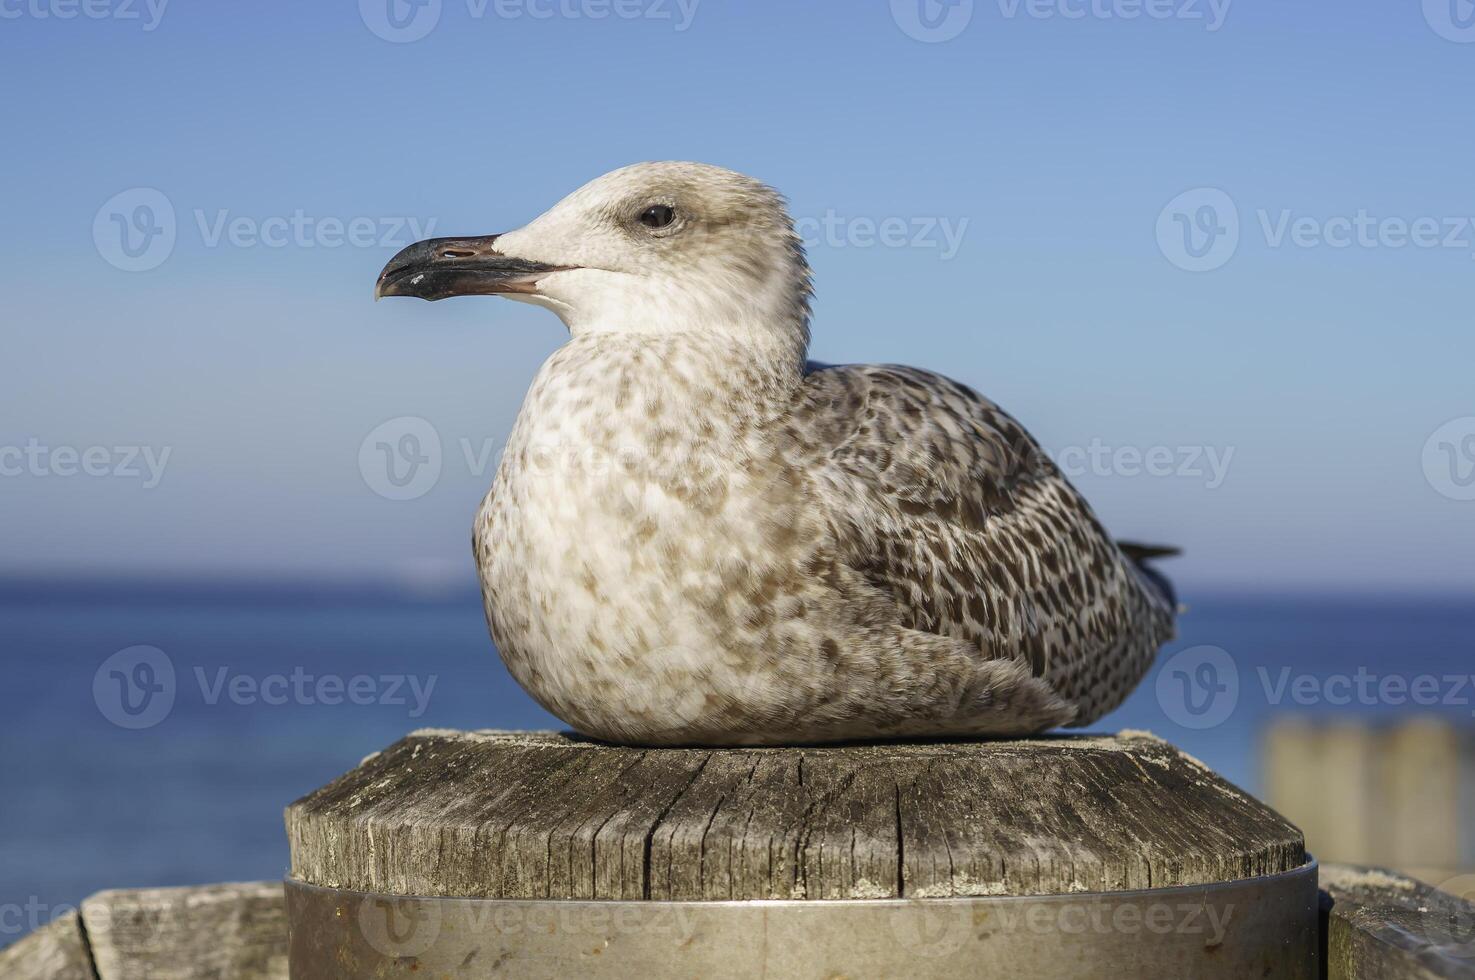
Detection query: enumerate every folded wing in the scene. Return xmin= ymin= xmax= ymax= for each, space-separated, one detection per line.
xmin=791 ymin=363 xmax=1176 ymax=725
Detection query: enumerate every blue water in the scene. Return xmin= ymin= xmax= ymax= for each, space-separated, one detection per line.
xmin=1 ymin=584 xmax=1471 ymax=929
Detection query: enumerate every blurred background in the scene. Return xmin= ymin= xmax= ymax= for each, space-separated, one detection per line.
xmin=2 ymin=0 xmax=1473 ymax=939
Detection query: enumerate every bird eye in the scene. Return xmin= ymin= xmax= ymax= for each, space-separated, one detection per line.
xmin=638 ymin=205 xmax=675 ymax=229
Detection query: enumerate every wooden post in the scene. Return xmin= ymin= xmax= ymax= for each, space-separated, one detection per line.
xmin=1264 ymin=718 xmax=1473 ymax=882
xmin=284 ymin=729 xmax=1318 ymax=978
xmin=1321 ymin=864 xmax=1475 ymax=980
xmin=0 ymin=912 xmax=92 ymax=980
xmin=0 ymin=883 xmax=288 ymax=980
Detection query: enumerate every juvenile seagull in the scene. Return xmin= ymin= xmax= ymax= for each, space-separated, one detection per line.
xmin=376 ymin=162 xmax=1177 ymax=746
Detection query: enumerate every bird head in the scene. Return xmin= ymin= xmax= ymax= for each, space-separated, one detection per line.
xmin=376 ymin=162 xmax=812 ymax=350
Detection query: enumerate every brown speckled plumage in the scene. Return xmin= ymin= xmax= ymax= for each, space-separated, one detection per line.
xmin=791 ymin=363 xmax=1176 ymax=726
xmin=389 ymin=162 xmax=1176 ymax=746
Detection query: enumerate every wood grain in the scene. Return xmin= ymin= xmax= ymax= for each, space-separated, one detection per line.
xmin=287 ymin=729 xmax=1305 ymax=900
xmin=82 ymin=882 xmax=287 ymax=980
xmin=1321 ymin=864 xmax=1475 ymax=980
xmin=0 ymin=910 xmax=94 ymax=980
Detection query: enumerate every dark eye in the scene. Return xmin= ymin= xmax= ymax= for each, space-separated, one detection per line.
xmin=639 ymin=205 xmax=675 ymax=229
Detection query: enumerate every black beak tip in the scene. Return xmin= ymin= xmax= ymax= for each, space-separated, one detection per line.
xmin=372 ymin=235 xmax=566 ymax=304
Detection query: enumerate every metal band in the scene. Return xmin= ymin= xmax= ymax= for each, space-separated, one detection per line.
xmin=286 ymin=860 xmax=1319 ymax=979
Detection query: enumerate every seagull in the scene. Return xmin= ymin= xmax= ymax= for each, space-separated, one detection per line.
xmin=375 ymin=162 xmax=1177 ymax=746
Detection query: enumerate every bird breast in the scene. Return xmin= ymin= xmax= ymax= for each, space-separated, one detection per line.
xmin=472 ymin=334 xmax=811 ymax=732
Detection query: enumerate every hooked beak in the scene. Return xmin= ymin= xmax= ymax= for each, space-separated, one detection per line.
xmin=374 ymin=235 xmax=572 ymax=302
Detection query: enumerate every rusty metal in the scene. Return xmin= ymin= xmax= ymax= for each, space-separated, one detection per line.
xmin=286 ymin=859 xmax=1320 ymax=979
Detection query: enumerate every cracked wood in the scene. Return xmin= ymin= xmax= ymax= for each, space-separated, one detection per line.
xmin=285 ymin=729 xmax=1304 ymax=901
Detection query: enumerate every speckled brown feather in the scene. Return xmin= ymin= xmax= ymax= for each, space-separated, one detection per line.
xmin=791 ymin=363 xmax=1177 ymax=726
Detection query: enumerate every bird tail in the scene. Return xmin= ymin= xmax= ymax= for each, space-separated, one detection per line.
xmin=1117 ymin=541 xmax=1180 ymax=611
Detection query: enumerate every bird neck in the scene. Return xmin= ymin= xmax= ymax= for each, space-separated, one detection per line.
xmin=546 ymin=330 xmax=805 ymax=426
xmin=547 ymin=262 xmax=812 ymax=373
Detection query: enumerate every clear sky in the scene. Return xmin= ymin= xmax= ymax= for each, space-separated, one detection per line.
xmin=2 ymin=0 xmax=1473 ymax=594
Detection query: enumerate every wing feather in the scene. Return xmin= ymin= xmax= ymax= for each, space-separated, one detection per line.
xmin=790 ymin=363 xmax=1175 ymax=724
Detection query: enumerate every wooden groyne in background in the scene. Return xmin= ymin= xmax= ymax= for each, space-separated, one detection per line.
xmin=1266 ymin=717 xmax=1474 ymax=883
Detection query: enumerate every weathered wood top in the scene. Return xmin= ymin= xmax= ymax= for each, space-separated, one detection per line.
xmin=286 ymin=729 xmax=1304 ymax=901
xmin=1321 ymin=864 xmax=1475 ymax=980
xmin=0 ymin=911 xmax=92 ymax=980
xmin=0 ymin=883 xmax=287 ymax=980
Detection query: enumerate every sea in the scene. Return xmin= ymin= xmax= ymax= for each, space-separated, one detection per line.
xmin=1 ymin=581 xmax=1471 ymax=935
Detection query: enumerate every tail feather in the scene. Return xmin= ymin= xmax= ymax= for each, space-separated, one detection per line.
xmin=1117 ymin=542 xmax=1181 ymax=562
xmin=1118 ymin=540 xmax=1180 ymax=610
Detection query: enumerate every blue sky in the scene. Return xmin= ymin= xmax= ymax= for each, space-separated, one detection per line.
xmin=2 ymin=0 xmax=1473 ymax=593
